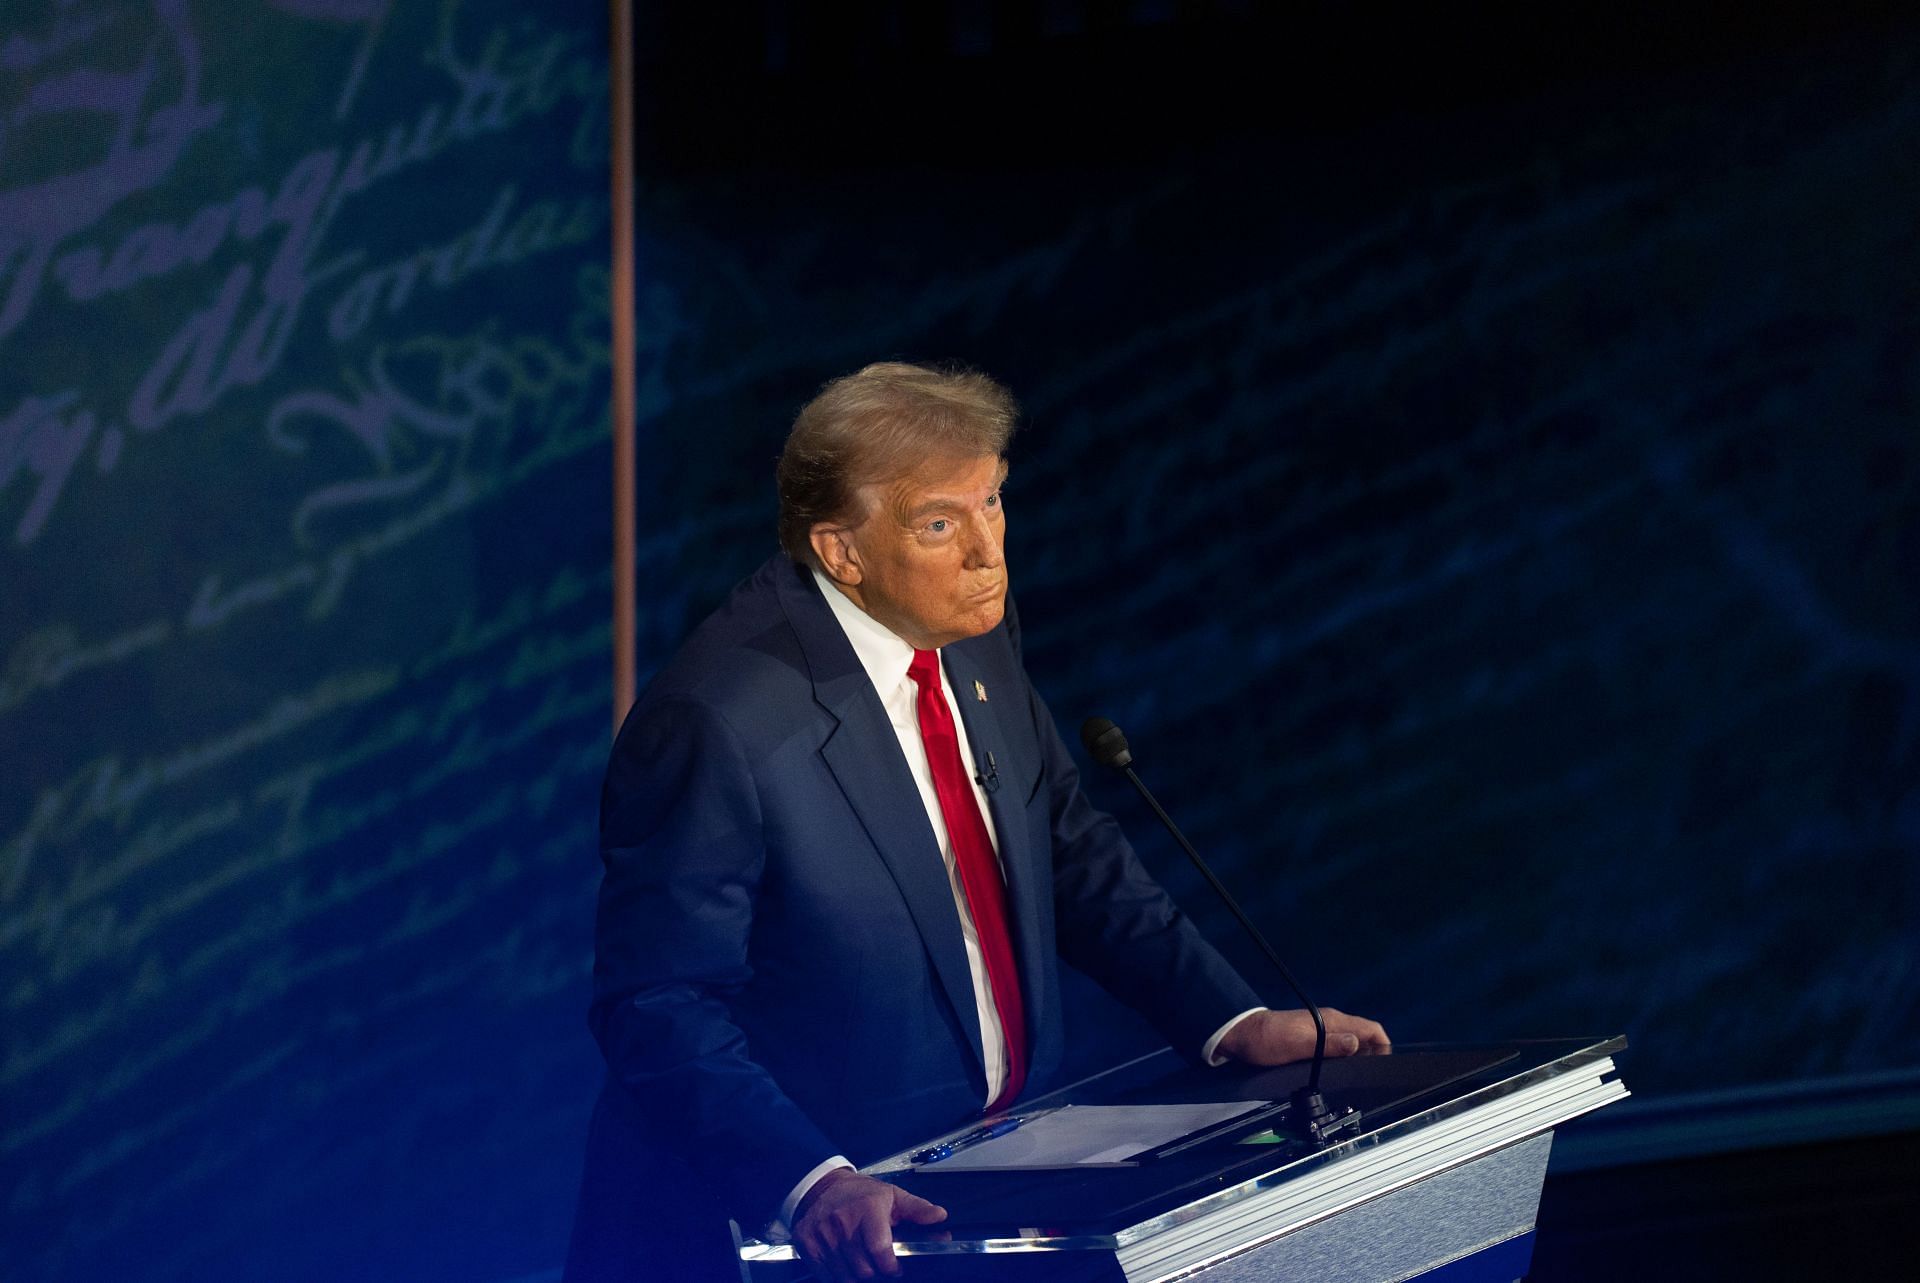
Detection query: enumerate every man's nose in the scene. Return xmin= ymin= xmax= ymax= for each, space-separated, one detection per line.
xmin=964 ymin=513 xmax=1003 ymax=568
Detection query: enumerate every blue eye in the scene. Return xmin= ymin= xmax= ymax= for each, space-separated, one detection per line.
xmin=928 ymin=519 xmax=949 ymax=533
xmin=986 ymin=491 xmax=1001 ymax=508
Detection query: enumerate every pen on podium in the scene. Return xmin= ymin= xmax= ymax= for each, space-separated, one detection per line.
xmin=910 ymin=1115 xmax=1024 ymax=1165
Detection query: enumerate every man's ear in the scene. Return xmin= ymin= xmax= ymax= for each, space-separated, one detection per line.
xmin=810 ymin=523 xmax=863 ymax=585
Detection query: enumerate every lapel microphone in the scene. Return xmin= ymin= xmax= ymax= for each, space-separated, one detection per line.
xmin=974 ymin=750 xmax=1000 ymax=794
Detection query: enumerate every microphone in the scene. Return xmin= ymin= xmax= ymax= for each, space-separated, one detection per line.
xmin=1080 ymin=716 xmax=1362 ymax=1145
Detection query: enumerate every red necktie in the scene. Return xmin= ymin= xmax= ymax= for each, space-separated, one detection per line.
xmin=907 ymin=648 xmax=1027 ymax=1112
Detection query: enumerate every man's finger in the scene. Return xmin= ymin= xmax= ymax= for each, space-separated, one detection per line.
xmin=827 ymin=1209 xmax=871 ymax=1283
xmin=859 ymin=1201 xmax=898 ymax=1277
xmin=797 ymin=1227 xmax=832 ymax=1279
xmin=1339 ymin=1013 xmax=1389 ymax=1052
xmin=800 ymin=1233 xmax=840 ymax=1283
xmin=830 ymin=1231 xmax=870 ymax=1283
xmin=814 ymin=1227 xmax=852 ymax=1283
xmin=892 ymin=1190 xmax=948 ymax=1225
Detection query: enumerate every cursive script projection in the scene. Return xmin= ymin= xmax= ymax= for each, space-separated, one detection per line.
xmin=0 ymin=3 xmax=611 ymax=1281
xmin=623 ymin=25 xmax=1920 ymax=1129
xmin=0 ymin=3 xmax=602 ymax=547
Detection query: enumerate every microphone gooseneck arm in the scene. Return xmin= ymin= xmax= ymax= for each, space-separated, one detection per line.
xmin=1112 ymin=760 xmax=1329 ymax=1095
xmin=1081 ymin=717 xmax=1361 ymax=1143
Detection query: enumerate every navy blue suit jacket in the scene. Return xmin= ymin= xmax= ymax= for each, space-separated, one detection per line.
xmin=566 ymin=556 xmax=1261 ymax=1280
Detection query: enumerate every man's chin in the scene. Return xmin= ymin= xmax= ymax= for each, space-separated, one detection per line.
xmin=924 ymin=593 xmax=1005 ymax=648
xmin=963 ymin=596 xmax=1006 ymax=638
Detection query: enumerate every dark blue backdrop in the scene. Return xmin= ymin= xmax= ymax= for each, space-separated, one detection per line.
xmin=635 ymin=1 xmax=1920 ymax=1137
xmin=3 ymin=4 xmax=1916 ymax=1282
xmin=3 ymin=3 xmax=608 ymax=1280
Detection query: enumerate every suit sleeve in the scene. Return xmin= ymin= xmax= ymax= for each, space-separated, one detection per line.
xmin=1030 ymin=684 xmax=1267 ymax=1059
xmin=588 ymin=694 xmax=839 ymax=1224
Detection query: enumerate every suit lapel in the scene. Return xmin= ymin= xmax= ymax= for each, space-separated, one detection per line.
xmin=777 ymin=564 xmax=988 ymax=1085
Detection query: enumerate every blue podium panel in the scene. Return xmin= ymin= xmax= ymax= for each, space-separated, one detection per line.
xmin=1416 ymin=1232 xmax=1536 ymax=1283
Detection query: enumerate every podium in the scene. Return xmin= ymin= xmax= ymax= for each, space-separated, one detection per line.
xmin=737 ymin=1036 xmax=1627 ymax=1281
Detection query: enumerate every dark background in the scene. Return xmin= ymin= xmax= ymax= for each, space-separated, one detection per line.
xmin=3 ymin=2 xmax=1917 ymax=1280
xmin=636 ymin=0 xmax=1920 ymax=1103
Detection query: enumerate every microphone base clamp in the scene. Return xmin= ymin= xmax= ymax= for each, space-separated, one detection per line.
xmin=1288 ymin=1087 xmax=1364 ymax=1146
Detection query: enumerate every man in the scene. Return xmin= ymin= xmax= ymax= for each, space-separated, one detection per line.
xmin=566 ymin=363 xmax=1388 ymax=1282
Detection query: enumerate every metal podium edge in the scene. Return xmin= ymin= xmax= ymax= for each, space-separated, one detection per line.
xmin=1118 ymin=1060 xmax=1628 ymax=1280
xmin=738 ymin=1040 xmax=1629 ymax=1269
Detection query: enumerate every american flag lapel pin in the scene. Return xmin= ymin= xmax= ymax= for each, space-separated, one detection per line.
xmin=973 ymin=680 xmax=988 ymax=702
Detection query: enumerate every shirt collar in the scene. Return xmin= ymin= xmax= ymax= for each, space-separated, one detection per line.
xmin=810 ymin=565 xmax=925 ymax=695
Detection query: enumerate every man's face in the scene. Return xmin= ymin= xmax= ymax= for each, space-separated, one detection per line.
xmin=819 ymin=452 xmax=1009 ymax=650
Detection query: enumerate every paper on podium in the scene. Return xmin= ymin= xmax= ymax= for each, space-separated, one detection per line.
xmin=926 ymin=1102 xmax=1265 ymax=1171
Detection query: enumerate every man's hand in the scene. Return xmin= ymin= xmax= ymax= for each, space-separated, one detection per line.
xmin=1215 ymin=1007 xmax=1390 ymax=1066
xmin=792 ymin=1168 xmax=948 ymax=1281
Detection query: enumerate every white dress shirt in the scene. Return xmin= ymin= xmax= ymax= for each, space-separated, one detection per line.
xmin=779 ymin=569 xmax=1262 ymax=1229
xmin=814 ymin=567 xmax=1017 ymax=1103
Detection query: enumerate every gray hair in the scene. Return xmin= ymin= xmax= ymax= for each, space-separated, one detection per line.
xmin=776 ymin=361 xmax=1018 ymax=566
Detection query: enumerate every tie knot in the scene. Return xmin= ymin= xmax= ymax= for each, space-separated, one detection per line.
xmin=908 ymin=648 xmax=941 ymax=687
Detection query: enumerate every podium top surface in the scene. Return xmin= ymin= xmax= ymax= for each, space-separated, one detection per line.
xmin=739 ymin=1035 xmax=1628 ymax=1265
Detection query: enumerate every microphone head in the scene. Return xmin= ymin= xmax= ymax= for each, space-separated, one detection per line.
xmin=1080 ymin=717 xmax=1133 ymax=770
